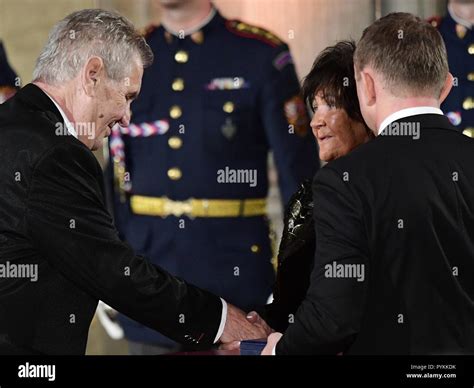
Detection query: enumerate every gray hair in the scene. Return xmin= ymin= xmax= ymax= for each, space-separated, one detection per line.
xmin=33 ymin=9 xmax=153 ymax=85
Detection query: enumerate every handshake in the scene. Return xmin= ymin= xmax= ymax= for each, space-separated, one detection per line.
xmin=219 ymin=304 xmax=282 ymax=355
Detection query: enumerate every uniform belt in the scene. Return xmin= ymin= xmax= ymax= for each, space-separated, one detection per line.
xmin=130 ymin=195 xmax=267 ymax=218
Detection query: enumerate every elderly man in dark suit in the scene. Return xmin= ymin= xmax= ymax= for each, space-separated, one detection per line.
xmin=0 ymin=8 xmax=269 ymax=355
xmin=262 ymin=12 xmax=474 ymax=355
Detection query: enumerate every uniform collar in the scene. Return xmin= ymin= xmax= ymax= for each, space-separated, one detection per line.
xmin=161 ymin=7 xmax=224 ymax=45
xmin=162 ymin=6 xmax=217 ymax=37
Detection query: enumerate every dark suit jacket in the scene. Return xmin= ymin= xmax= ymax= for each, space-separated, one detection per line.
xmin=0 ymin=84 xmax=222 ymax=355
xmin=277 ymin=113 xmax=474 ymax=355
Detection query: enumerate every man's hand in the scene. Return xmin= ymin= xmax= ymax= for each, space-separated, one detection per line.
xmin=261 ymin=332 xmax=283 ymax=355
xmin=219 ymin=304 xmax=272 ymax=348
xmin=245 ymin=311 xmax=273 ymax=334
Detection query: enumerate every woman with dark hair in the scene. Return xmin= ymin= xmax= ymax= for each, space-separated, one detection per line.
xmin=257 ymin=40 xmax=374 ymax=332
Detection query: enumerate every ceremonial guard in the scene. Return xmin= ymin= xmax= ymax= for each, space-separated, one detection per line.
xmin=429 ymin=1 xmax=474 ymax=136
xmin=0 ymin=41 xmax=19 ymax=103
xmin=107 ymin=4 xmax=318 ymax=353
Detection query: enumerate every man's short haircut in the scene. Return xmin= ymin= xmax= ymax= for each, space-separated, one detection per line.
xmin=354 ymin=12 xmax=449 ymax=98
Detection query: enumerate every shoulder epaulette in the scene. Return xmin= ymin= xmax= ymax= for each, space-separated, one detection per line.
xmin=427 ymin=15 xmax=442 ymax=29
xmin=139 ymin=24 xmax=158 ymax=39
xmin=225 ymin=20 xmax=283 ymax=48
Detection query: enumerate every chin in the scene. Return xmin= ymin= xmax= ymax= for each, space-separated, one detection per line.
xmin=320 ymin=148 xmax=344 ymax=162
xmin=319 ymin=152 xmax=333 ymax=163
xmin=318 ymin=146 xmax=332 ymax=161
xmin=159 ymin=0 xmax=185 ymax=9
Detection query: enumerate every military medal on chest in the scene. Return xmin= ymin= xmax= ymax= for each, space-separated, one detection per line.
xmin=221 ymin=100 xmax=237 ymax=140
xmin=221 ymin=117 xmax=237 ymax=140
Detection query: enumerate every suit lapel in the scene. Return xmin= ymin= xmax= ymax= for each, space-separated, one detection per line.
xmin=15 ymin=83 xmax=63 ymax=125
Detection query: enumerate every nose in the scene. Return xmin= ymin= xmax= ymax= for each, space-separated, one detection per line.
xmin=119 ymin=106 xmax=132 ymax=128
xmin=310 ymin=111 xmax=325 ymax=136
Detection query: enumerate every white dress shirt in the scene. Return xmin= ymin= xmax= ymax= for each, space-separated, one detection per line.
xmin=378 ymin=106 xmax=443 ymax=135
xmin=215 ymin=299 xmax=227 ymax=343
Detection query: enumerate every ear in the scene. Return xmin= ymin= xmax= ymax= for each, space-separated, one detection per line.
xmin=361 ymin=69 xmax=376 ymax=107
xmin=82 ymin=56 xmax=104 ymax=97
xmin=439 ymin=72 xmax=454 ymax=104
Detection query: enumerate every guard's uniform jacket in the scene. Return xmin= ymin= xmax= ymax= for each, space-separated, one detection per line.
xmin=107 ymin=8 xmax=318 ymax=346
xmin=429 ymin=8 xmax=474 ymax=136
xmin=0 ymin=41 xmax=18 ymax=103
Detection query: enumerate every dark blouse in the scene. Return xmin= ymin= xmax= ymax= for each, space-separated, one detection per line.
xmin=261 ymin=179 xmax=315 ymax=332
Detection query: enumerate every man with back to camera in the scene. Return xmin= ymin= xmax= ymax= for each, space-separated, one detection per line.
xmin=0 ymin=8 xmax=270 ymax=355
xmin=261 ymin=12 xmax=474 ymax=355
